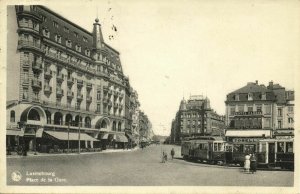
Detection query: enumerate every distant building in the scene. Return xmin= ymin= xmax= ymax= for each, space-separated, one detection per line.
xmin=225 ymin=81 xmax=294 ymax=154
xmin=170 ymin=95 xmax=225 ymax=144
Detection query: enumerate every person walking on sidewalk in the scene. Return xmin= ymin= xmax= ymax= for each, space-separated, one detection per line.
xmin=250 ymin=153 xmax=257 ymax=174
xmin=244 ymin=153 xmax=251 ymax=173
xmin=171 ymin=148 xmax=175 ymax=160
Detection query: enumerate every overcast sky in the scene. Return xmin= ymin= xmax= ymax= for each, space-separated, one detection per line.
xmin=45 ymin=0 xmax=299 ymax=136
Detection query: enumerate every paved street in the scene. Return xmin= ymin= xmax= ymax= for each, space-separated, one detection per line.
xmin=7 ymin=145 xmax=293 ymax=186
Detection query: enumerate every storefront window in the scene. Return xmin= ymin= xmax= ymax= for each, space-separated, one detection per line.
xmin=286 ymin=142 xmax=293 ymax=153
xmin=277 ymin=142 xmax=284 ymax=153
xmin=244 ymin=144 xmax=255 ymax=154
xmin=233 ymin=144 xmax=243 ymax=152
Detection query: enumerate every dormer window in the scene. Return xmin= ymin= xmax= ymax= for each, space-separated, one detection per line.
xmin=42 ymin=28 xmax=50 ymax=38
xmin=66 ymin=39 xmax=72 ymax=48
xmin=85 ymin=49 xmax=90 ymax=56
xmin=75 ymin=45 xmax=81 ymax=52
xmin=247 ymin=93 xmax=253 ymax=101
xmin=261 ymin=93 xmax=266 ymax=100
xmin=83 ymin=37 xmax=88 ymax=42
xmin=53 ymin=21 xmax=58 ymax=28
xmin=74 ymin=32 xmax=78 ymax=38
xmin=234 ymin=94 xmax=239 ymax=101
xmin=55 ymin=34 xmax=61 ymax=43
xmin=64 ymin=26 xmax=69 ymax=33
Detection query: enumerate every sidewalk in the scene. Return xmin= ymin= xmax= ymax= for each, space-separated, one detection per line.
xmin=6 ymin=147 xmax=139 ymax=159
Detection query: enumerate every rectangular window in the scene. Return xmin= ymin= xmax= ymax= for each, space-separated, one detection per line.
xmin=238 ymin=105 xmax=244 ymax=112
xmin=264 ymin=104 xmax=271 ymax=114
xmin=256 ymin=105 xmax=262 ymax=113
xmin=97 ymin=90 xmax=101 ymax=100
xmin=53 ymin=21 xmax=58 ymax=28
xmin=288 ymin=106 xmax=294 ymax=113
xmin=264 ymin=118 xmax=271 ymax=128
xmin=278 ymin=108 xmax=282 ymax=116
xmin=97 ymin=104 xmax=101 ymax=112
xmin=278 ymin=120 xmax=282 ymax=129
xmin=286 ymin=142 xmax=293 ymax=153
xmin=288 ymin=118 xmax=294 ymax=123
xmin=23 ymin=89 xmax=28 ymax=100
xmin=247 ymin=106 xmax=253 ymax=112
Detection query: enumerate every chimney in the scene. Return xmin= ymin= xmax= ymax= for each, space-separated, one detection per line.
xmin=255 ymin=80 xmax=258 ymax=85
xmin=269 ymin=81 xmax=273 ymax=89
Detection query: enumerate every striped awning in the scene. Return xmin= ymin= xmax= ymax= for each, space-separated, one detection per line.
xmin=115 ymin=134 xmax=128 ymax=143
xmin=44 ymin=131 xmax=99 ymax=141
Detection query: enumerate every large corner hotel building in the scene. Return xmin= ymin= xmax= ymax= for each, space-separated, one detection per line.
xmin=6 ymin=5 xmax=136 ymax=151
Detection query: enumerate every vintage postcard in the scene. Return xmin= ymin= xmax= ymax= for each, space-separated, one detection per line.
xmin=0 ymin=0 xmax=299 ymax=193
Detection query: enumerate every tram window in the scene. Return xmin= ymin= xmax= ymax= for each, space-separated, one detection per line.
xmin=277 ymin=142 xmax=284 ymax=153
xmin=286 ymin=142 xmax=293 ymax=153
xmin=233 ymin=144 xmax=243 ymax=152
xmin=225 ymin=145 xmax=232 ymax=152
xmin=218 ymin=143 xmax=224 ymax=151
xmin=214 ymin=143 xmax=218 ymax=151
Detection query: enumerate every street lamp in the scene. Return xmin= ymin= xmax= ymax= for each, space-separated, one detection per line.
xmin=67 ymin=121 xmax=70 ymax=154
xmin=78 ymin=118 xmax=81 ymax=154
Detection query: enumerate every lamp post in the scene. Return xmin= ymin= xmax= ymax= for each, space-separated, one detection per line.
xmin=78 ymin=119 xmax=81 ymax=154
xmin=67 ymin=121 xmax=70 ymax=154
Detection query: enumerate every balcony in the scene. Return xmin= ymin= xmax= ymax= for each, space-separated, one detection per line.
xmin=56 ymin=88 xmax=64 ymax=97
xmin=23 ymin=60 xmax=30 ymax=68
xmin=86 ymin=83 xmax=92 ymax=89
xmin=56 ymin=73 xmax=64 ymax=82
xmin=31 ymin=79 xmax=42 ymax=90
xmin=44 ymin=69 xmax=52 ymax=79
xmin=234 ymin=111 xmax=263 ymax=116
xmin=18 ymin=40 xmax=41 ymax=52
xmin=77 ymin=93 xmax=83 ymax=101
xmin=22 ymin=78 xmax=29 ymax=85
xmin=86 ymin=95 xmax=92 ymax=102
xmin=67 ymin=90 xmax=74 ymax=99
xmin=114 ymin=103 xmax=119 ymax=108
xmin=103 ymin=86 xmax=108 ymax=91
xmin=77 ymin=80 xmax=83 ymax=87
xmin=67 ymin=77 xmax=74 ymax=86
xmin=32 ymin=61 xmax=43 ymax=72
xmin=44 ymin=85 xmax=52 ymax=94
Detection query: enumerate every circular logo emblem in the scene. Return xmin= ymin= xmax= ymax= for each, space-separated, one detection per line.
xmin=11 ymin=171 xmax=22 ymax=182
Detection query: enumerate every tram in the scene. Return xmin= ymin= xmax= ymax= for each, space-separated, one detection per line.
xmin=181 ymin=136 xmax=294 ymax=170
xmin=181 ymin=136 xmax=228 ymax=164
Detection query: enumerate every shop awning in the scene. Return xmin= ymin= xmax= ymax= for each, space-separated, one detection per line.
xmin=225 ymin=130 xmax=271 ymax=137
xmin=6 ymin=129 xmax=24 ymax=136
xmin=44 ymin=131 xmax=99 ymax=141
xmin=115 ymin=134 xmax=128 ymax=143
xmin=101 ymin=133 xmax=109 ymax=139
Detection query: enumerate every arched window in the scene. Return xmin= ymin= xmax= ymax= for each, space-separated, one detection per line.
xmin=65 ymin=114 xmax=73 ymax=125
xmin=45 ymin=110 xmax=51 ymax=124
xmin=101 ymin=120 xmax=107 ymax=128
xmin=74 ymin=115 xmax=82 ymax=127
xmin=28 ymin=109 xmax=40 ymax=121
xmin=10 ymin=110 xmax=15 ymax=122
xmin=112 ymin=121 xmax=116 ymax=131
xmin=118 ymin=122 xmax=121 ymax=131
xmin=85 ymin=117 xmax=91 ymax=128
xmin=54 ymin=112 xmax=63 ymax=125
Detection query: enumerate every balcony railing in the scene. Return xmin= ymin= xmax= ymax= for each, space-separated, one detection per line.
xmin=67 ymin=77 xmax=74 ymax=85
xmin=234 ymin=111 xmax=262 ymax=116
xmin=31 ymin=79 xmax=42 ymax=89
xmin=67 ymin=90 xmax=74 ymax=98
xmin=44 ymin=85 xmax=52 ymax=94
xmin=86 ymin=95 xmax=92 ymax=102
xmin=18 ymin=40 xmax=41 ymax=50
xmin=19 ymin=21 xmax=40 ymax=32
xmin=77 ymin=80 xmax=83 ymax=87
xmin=56 ymin=73 xmax=64 ymax=82
xmin=77 ymin=93 xmax=83 ymax=100
xmin=23 ymin=60 xmax=30 ymax=68
xmin=56 ymin=88 xmax=64 ymax=97
xmin=44 ymin=69 xmax=52 ymax=78
xmin=32 ymin=61 xmax=43 ymax=72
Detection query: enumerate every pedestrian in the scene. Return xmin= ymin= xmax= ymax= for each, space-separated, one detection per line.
xmin=171 ymin=148 xmax=175 ymax=160
xmin=250 ymin=153 xmax=257 ymax=174
xmin=244 ymin=153 xmax=251 ymax=173
xmin=162 ymin=151 xmax=166 ymax=163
